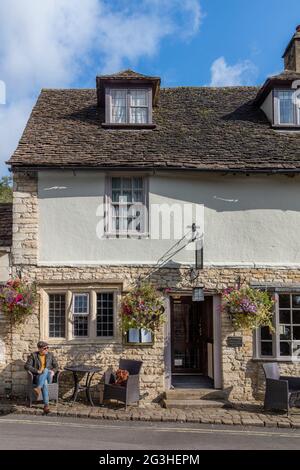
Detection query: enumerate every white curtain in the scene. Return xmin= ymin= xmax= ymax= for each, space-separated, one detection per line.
xmin=111 ymin=89 xmax=126 ymax=123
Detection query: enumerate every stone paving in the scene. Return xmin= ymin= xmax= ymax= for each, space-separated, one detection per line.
xmin=1 ymin=399 xmax=300 ymax=429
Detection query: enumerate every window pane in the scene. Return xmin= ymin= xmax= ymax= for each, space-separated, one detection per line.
xmin=122 ymin=178 xmax=132 ymax=189
xmin=49 ymin=294 xmax=66 ymax=338
xmin=278 ymin=90 xmax=295 ymax=124
xmin=279 ymin=325 xmax=291 ymax=340
xmin=109 ymin=177 xmax=146 ymax=234
xmin=293 ymin=342 xmax=300 ymax=358
xmin=292 ymin=295 xmax=300 ymax=308
xmin=112 ymin=107 xmax=126 ymax=123
xmin=261 ymin=342 xmax=273 ymax=356
xmin=130 ymin=107 xmax=148 ymax=124
xmin=133 ymin=177 xmax=143 ymax=189
xmin=97 ymin=293 xmax=114 ymax=337
xmin=293 ymin=310 xmax=300 ymax=324
xmin=280 ymin=341 xmax=291 ymax=356
xmin=133 ymin=190 xmax=143 ymax=203
xmin=131 ymin=89 xmax=148 ymax=106
xmin=122 ymin=190 xmax=132 ymax=203
xmin=128 ymin=328 xmax=140 ymax=343
xmin=279 ymin=294 xmax=290 ymax=308
xmin=112 ymin=190 xmax=121 ymax=202
xmin=111 ymin=89 xmax=126 ymax=123
xmin=73 ymin=294 xmax=88 ymax=314
xmin=112 ymin=178 xmax=121 ymax=189
xmin=279 ymin=310 xmax=291 ymax=324
xmin=293 ymin=326 xmax=300 ymax=340
xmin=141 ymin=329 xmax=152 ymax=343
xmin=261 ymin=326 xmax=272 ymax=340
xmin=73 ymin=315 xmax=88 ymax=337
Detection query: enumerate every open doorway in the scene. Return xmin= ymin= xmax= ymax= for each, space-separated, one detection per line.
xmin=170 ymin=295 xmax=215 ymax=389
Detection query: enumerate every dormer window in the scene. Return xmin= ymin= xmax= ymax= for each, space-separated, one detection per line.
xmin=96 ymin=69 xmax=160 ymax=129
xmin=108 ymin=88 xmax=152 ymax=124
xmin=255 ymin=27 xmax=300 ymax=129
xmin=274 ymin=89 xmax=300 ymax=126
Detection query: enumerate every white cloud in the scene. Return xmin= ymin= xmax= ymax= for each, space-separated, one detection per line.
xmin=0 ymin=0 xmax=203 ymax=173
xmin=210 ymin=56 xmax=258 ymax=87
xmin=0 ymin=99 xmax=34 ymax=167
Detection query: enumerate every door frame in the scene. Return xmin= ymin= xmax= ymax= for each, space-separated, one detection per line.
xmin=164 ymin=293 xmax=222 ymax=390
xmin=170 ymin=295 xmax=204 ymax=375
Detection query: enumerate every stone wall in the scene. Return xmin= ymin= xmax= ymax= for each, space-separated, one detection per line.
xmin=12 ymin=172 xmax=38 ymax=266
xmin=2 ymin=171 xmax=300 ymax=403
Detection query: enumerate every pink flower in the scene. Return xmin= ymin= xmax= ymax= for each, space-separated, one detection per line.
xmin=15 ymin=294 xmax=24 ymax=304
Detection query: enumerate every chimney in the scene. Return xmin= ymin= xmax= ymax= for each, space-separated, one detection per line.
xmin=283 ymin=25 xmax=300 ymax=72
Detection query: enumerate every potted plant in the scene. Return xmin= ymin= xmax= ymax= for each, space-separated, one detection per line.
xmin=222 ymin=285 xmax=274 ymax=331
xmin=121 ymin=282 xmax=165 ymax=344
xmin=0 ymin=278 xmax=36 ymax=325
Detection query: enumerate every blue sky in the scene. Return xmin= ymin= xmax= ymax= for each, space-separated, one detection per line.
xmin=0 ymin=0 xmax=299 ymax=174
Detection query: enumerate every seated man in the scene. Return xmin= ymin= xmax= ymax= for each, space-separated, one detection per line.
xmin=24 ymin=341 xmax=58 ymax=415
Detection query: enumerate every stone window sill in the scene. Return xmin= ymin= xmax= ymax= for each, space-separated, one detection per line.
xmin=46 ymin=338 xmax=119 ymax=345
xmin=252 ymin=357 xmax=300 ymax=363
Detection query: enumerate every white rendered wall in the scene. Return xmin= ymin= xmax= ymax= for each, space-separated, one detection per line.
xmin=261 ymin=90 xmax=273 ymax=123
xmin=0 ymin=252 xmax=10 ymax=282
xmin=38 ymin=171 xmax=300 ymax=267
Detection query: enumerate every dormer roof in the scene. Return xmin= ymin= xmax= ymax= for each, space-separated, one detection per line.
xmin=96 ymin=69 xmax=161 ymax=107
xmin=254 ymin=70 xmax=300 ymax=106
xmin=255 ymin=26 xmax=300 ymax=105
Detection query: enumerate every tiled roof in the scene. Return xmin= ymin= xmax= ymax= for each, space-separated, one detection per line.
xmin=8 ymin=86 xmax=300 ymax=172
xmin=0 ymin=203 xmax=12 ymax=247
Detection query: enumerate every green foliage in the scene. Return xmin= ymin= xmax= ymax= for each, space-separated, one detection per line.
xmin=121 ymin=282 xmax=165 ymax=334
xmin=222 ymin=285 xmax=274 ymax=331
xmin=0 ymin=176 xmax=12 ymax=203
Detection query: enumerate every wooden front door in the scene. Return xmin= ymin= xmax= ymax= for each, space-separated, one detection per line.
xmin=171 ymin=296 xmax=213 ymax=375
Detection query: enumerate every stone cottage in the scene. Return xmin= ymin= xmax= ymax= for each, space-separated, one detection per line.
xmin=1 ymin=26 xmax=300 ymax=405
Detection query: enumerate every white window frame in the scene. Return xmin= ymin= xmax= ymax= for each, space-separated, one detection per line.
xmin=105 ymin=87 xmax=152 ymax=124
xmin=72 ymin=293 xmax=89 ymax=315
xmin=254 ymin=292 xmax=300 ymax=361
xmin=40 ymin=287 xmax=120 ymax=343
xmin=105 ymin=175 xmax=149 ymax=237
xmin=274 ymin=88 xmax=300 ymax=126
xmin=72 ymin=292 xmax=90 ymax=338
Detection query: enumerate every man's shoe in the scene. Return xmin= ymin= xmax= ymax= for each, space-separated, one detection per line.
xmin=33 ymin=387 xmax=41 ymax=398
xmin=43 ymin=405 xmax=50 ymax=415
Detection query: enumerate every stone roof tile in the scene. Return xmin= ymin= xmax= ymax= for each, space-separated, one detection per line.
xmin=8 ymin=86 xmax=300 ymax=171
xmin=0 ymin=203 xmax=12 ymax=247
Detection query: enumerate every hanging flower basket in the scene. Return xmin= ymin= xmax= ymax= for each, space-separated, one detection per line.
xmin=0 ymin=278 xmax=37 ymax=325
xmin=222 ymin=285 xmax=274 ymax=331
xmin=121 ymin=282 xmax=165 ymax=335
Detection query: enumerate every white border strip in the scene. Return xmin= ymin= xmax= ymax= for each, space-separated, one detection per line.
xmin=37 ymin=261 xmax=300 ymax=269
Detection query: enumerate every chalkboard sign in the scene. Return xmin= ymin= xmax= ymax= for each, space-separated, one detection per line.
xmin=227 ymin=336 xmax=243 ymax=348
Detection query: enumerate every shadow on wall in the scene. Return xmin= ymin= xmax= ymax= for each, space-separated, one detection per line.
xmin=0 ymin=341 xmax=154 ymax=406
xmin=244 ymin=360 xmax=265 ymax=402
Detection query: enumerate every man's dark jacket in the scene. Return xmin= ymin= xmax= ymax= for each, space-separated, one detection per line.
xmin=24 ymin=352 xmax=58 ymax=375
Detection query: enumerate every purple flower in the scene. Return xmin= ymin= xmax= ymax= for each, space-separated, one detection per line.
xmin=240 ymin=298 xmax=257 ymax=314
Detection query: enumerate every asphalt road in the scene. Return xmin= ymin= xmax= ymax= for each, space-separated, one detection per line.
xmin=0 ymin=414 xmax=299 ymax=450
